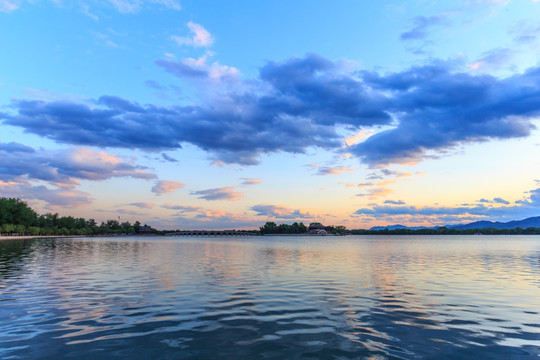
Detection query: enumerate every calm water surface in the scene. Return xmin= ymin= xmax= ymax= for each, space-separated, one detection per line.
xmin=0 ymin=235 xmax=539 ymax=359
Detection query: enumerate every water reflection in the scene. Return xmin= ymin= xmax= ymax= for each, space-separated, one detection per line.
xmin=0 ymin=235 xmax=539 ymax=359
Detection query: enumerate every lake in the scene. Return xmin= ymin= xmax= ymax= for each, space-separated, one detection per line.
xmin=0 ymin=235 xmax=539 ymax=359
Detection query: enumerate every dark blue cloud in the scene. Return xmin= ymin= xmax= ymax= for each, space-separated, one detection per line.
xmin=0 ymin=141 xmax=35 ymax=153
xmin=493 ymin=197 xmax=510 ymax=205
xmin=384 ymin=200 xmax=406 ymax=205
xmin=192 ymin=187 xmax=243 ymax=201
xmin=352 ymin=63 xmax=539 ymax=165
xmin=162 ymin=153 xmax=179 ymax=162
xmin=155 ymin=59 xmax=209 ymax=78
xmin=3 ymin=54 xmax=540 ymax=166
xmin=258 ymin=54 xmax=391 ymax=127
xmin=2 ymin=78 xmax=345 ymax=165
xmin=0 ymin=141 xmax=155 ymax=185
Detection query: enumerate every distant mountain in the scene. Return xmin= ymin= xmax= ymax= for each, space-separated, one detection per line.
xmin=449 ymin=216 xmax=540 ymax=230
xmin=370 ymin=216 xmax=540 ymax=231
xmin=370 ymin=224 xmax=431 ymax=231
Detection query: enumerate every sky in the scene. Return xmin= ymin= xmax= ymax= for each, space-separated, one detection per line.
xmin=1 ymin=0 xmax=540 ymax=230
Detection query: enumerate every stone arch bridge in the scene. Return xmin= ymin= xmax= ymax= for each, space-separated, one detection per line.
xmin=166 ymin=230 xmax=259 ymax=236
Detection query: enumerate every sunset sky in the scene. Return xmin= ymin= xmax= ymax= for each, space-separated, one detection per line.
xmin=1 ymin=0 xmax=539 ymax=229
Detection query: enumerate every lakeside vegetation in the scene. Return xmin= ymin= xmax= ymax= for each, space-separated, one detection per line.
xmin=259 ymin=222 xmax=540 ymax=235
xmin=1 ymin=198 xmax=539 ymax=237
xmin=0 ymin=198 xmax=157 ymax=236
xmin=259 ymin=222 xmax=347 ymax=235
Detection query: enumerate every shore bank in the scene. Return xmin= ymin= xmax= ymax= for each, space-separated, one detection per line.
xmin=0 ymin=234 xmax=162 ymax=241
xmin=0 ymin=235 xmax=82 ymax=241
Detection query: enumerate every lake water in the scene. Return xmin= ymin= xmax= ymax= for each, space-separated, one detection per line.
xmin=0 ymin=235 xmax=539 ymax=359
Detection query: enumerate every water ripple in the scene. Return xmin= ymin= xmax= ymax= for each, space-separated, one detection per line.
xmin=1 ymin=235 xmax=539 ymax=359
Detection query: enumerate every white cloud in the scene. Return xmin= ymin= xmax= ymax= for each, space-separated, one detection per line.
xmin=0 ymin=182 xmax=93 ymax=209
xmin=156 ymin=52 xmax=241 ymax=82
xmin=107 ymin=0 xmax=140 ymax=13
xmin=152 ymin=180 xmax=185 ymax=194
xmin=106 ymin=0 xmax=181 ymax=13
xmin=171 ymin=21 xmax=214 ymax=47
xmin=0 ymin=0 xmax=19 ymax=12
xmin=192 ymin=187 xmax=243 ymax=201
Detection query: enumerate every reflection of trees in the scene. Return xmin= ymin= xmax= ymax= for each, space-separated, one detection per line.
xmin=0 ymin=238 xmax=39 ymax=281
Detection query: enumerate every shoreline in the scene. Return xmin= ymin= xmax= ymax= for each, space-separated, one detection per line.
xmin=0 ymin=234 xmax=155 ymax=241
xmin=0 ymin=235 xmax=84 ymax=241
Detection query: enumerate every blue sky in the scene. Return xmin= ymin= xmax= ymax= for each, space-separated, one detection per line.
xmin=1 ymin=0 xmax=539 ymax=229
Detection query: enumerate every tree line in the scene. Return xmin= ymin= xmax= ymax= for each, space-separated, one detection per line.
xmin=259 ymin=222 xmax=347 ymax=235
xmin=258 ymin=221 xmax=540 ymax=235
xmin=0 ymin=198 xmax=156 ymax=236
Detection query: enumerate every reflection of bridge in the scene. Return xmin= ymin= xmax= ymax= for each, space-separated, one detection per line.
xmin=166 ymin=230 xmax=260 ymax=236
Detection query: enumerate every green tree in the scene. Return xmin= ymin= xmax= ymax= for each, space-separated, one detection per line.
xmin=260 ymin=222 xmax=277 ymax=234
xmin=1 ymin=224 xmax=15 ymax=235
xmin=58 ymin=216 xmax=76 ymax=230
xmin=39 ymin=213 xmax=59 ymax=228
xmin=0 ymin=198 xmax=38 ymax=227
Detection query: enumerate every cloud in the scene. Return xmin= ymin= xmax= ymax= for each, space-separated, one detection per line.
xmin=107 ymin=0 xmax=140 ymax=13
xmin=170 ymin=211 xmax=259 ymax=230
xmin=80 ymin=3 xmax=99 ymax=21
xmin=171 ymin=21 xmax=213 ymax=47
xmin=128 ymin=202 xmax=153 ymax=209
xmin=315 ymin=165 xmax=354 ymax=176
xmin=384 ymin=200 xmax=406 ymax=205
xmin=250 ymin=204 xmax=312 ymax=219
xmin=194 ymin=209 xmax=228 ymax=219
xmin=355 ymin=187 xmax=540 ymax=223
xmin=356 ymin=182 xmax=372 ymax=188
xmin=152 ymin=180 xmax=184 ymax=194
xmin=0 ymin=142 xmax=156 ymax=186
xmin=0 ymin=141 xmax=34 ymax=153
xmin=152 ymin=0 xmax=181 ymax=10
xmin=155 ymin=58 xmax=210 ymax=78
xmin=106 ymin=0 xmax=180 ymax=13
xmin=0 ymin=1 xmax=181 ymax=15
xmin=367 ymin=169 xmax=410 ymax=180
xmin=400 ymin=15 xmax=448 ymax=41
xmin=156 ymin=54 xmax=240 ymax=81
xmin=161 ymin=153 xmax=178 ymax=162
xmin=510 ymin=21 xmax=540 ymax=43
xmin=356 ymin=187 xmax=393 ymax=200
xmin=145 ymin=80 xmax=166 ymax=90
xmin=4 ymin=55 xmax=540 ymax=166
xmin=158 ymin=204 xmax=259 ymax=229
xmin=161 ymin=203 xmax=202 ymax=212
xmin=353 ymin=62 xmax=539 ymax=166
xmin=478 ymin=197 xmax=511 ymax=205
xmin=0 ymin=182 xmax=92 ymax=209
xmin=192 ymin=187 xmax=243 ymax=201
xmin=0 ymin=0 xmax=19 ymax=12
xmin=468 ymin=48 xmax=515 ymax=71
xmin=115 ymin=208 xmax=143 ymax=215
xmin=241 ymin=178 xmax=262 ymax=186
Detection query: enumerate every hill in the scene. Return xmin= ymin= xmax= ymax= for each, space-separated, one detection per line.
xmin=450 ymin=216 xmax=540 ymax=230
xmin=370 ymin=216 xmax=540 ymax=231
